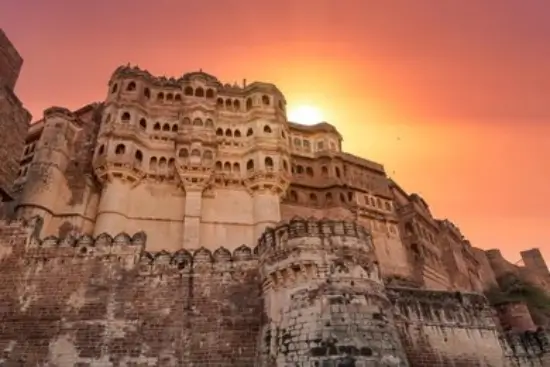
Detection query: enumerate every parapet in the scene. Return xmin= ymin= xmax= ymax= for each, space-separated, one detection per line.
xmin=255 ymin=217 xmax=372 ymax=257
xmin=387 ymin=286 xmax=494 ymax=327
xmin=108 ymin=64 xmax=284 ymax=98
xmin=0 ymin=221 xmax=259 ymax=275
xmin=24 ymin=231 xmax=146 ymax=259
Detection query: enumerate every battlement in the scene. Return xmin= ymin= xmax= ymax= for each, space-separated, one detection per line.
xmin=256 ymin=217 xmax=372 ymax=257
xmin=387 ymin=286 xmax=493 ymax=325
xmin=7 ymin=226 xmax=260 ymax=275
xmin=108 ymin=64 xmax=285 ymax=101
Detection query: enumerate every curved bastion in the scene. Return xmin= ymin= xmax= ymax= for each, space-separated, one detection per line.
xmin=256 ymin=217 xmax=409 ymax=366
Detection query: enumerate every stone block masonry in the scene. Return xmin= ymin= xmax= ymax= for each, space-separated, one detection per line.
xmin=0 ymin=216 xmax=549 ymax=366
xmin=0 ymin=217 xmax=262 ymax=366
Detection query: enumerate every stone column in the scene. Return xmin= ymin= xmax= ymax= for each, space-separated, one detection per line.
xmin=182 ymin=188 xmax=203 ymax=249
xmin=252 ymin=191 xmax=280 ymax=242
xmin=94 ymin=180 xmax=130 ymax=236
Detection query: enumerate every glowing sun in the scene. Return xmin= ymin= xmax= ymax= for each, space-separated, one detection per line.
xmin=288 ymin=105 xmax=324 ymax=125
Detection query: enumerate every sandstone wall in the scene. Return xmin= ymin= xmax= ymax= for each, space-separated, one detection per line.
xmin=0 ymin=219 xmax=262 ymax=366
xmin=388 ymin=287 xmax=508 ymax=366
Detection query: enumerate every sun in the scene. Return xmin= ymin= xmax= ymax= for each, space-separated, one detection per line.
xmin=288 ymin=105 xmax=324 ymax=125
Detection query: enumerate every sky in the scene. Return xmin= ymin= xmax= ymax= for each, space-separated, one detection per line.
xmin=1 ymin=0 xmax=549 ymax=263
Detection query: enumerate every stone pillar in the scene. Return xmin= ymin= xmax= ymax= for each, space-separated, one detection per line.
xmin=16 ymin=108 xmax=73 ymax=232
xmin=94 ymin=180 xmax=129 ymax=236
xmin=252 ymin=192 xmax=280 ymax=242
xmin=183 ymin=189 xmax=202 ymax=249
xmin=256 ymin=218 xmax=408 ymax=367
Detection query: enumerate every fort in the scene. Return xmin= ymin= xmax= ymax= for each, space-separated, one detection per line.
xmin=0 ymin=29 xmax=549 ymax=366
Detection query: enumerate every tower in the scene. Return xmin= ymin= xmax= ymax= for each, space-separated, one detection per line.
xmin=92 ymin=67 xmax=148 ymax=236
xmin=175 ymin=72 xmax=220 ymax=249
xmin=240 ymin=83 xmax=291 ymax=241
xmin=16 ymin=107 xmax=77 ymax=230
xmin=256 ymin=218 xmax=408 ymax=366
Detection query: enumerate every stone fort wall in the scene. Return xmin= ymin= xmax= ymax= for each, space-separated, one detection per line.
xmin=2 ymin=216 xmax=547 ymax=366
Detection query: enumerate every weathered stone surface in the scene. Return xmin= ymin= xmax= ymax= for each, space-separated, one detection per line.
xmin=3 ymin=33 xmax=550 ymax=367
xmin=0 ymin=29 xmax=32 ymax=202
xmin=0 ymin=220 xmax=262 ymax=366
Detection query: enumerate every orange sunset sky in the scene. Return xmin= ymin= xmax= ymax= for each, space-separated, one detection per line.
xmin=1 ymin=1 xmax=549 ymax=263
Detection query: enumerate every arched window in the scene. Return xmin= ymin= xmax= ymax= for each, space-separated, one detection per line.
xmin=135 ymin=150 xmax=143 ymax=162
xmin=215 ymin=161 xmax=222 ymax=170
xmin=195 ymin=87 xmax=204 ymax=97
xmin=306 ymin=167 xmax=314 ymax=176
xmin=171 ymin=124 xmax=178 ymax=132
xmin=203 ymin=150 xmax=213 ymax=161
xmin=225 ymin=129 xmax=232 ymax=137
xmin=149 ymin=157 xmax=157 ymax=170
xmin=174 ymin=94 xmax=182 ymax=101
xmin=191 ymin=149 xmax=200 ymax=157
xmin=223 ymin=162 xmax=231 ymax=171
xmin=98 ymin=145 xmax=105 ymax=155
xmin=206 ymin=89 xmax=215 ymax=98
xmin=126 ymin=81 xmax=136 ymax=91
xmin=153 ymin=122 xmax=161 ymax=131
xmin=216 ymin=128 xmax=223 ymax=136
xmin=321 ymin=166 xmax=329 ymax=176
xmin=111 ymin=83 xmax=118 ymax=94
xmin=157 ymin=92 xmax=164 ymax=101
xmin=233 ymin=162 xmax=240 ymax=173
xmin=290 ymin=190 xmax=298 ymax=202
xmin=144 ymin=88 xmax=150 ymax=99
xmin=115 ymin=144 xmax=125 ymax=155
xmin=162 ymin=124 xmax=170 ymax=131
xmin=121 ymin=112 xmax=131 ymax=122
xmin=139 ymin=118 xmax=147 ymax=130
xmin=184 ymin=86 xmax=194 ymax=96
xmin=233 ymin=100 xmax=240 ymax=111
xmin=246 ymin=159 xmax=254 ymax=171
xmin=264 ymin=157 xmax=274 ymax=169
xmin=217 ymin=98 xmax=224 ymax=107
xmin=246 ymin=98 xmax=253 ymax=111
xmin=159 ymin=157 xmax=167 ymax=168
xmin=183 ymin=118 xmax=191 ymax=125
xmin=179 ymin=149 xmax=189 ymax=158
xmin=261 ymin=95 xmax=270 ymax=105
xmin=234 ymin=130 xmax=241 ymax=138
xmin=263 ymin=125 xmax=272 ymax=134
xmin=310 ymin=193 xmax=318 ymax=204
xmin=166 ymin=93 xmax=173 ymax=101
xmin=283 ymin=160 xmax=288 ymax=171
xmin=193 ymin=118 xmax=203 ymax=126
xmin=246 ymin=128 xmax=253 ymax=137
xmin=325 ymin=192 xmax=333 ymax=204
xmin=205 ymin=119 xmax=214 ymax=128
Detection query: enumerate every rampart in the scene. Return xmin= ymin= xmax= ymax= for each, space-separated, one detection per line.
xmin=387 ymin=287 xmax=507 ymax=366
xmin=1 ymin=216 xmax=550 ymax=366
xmin=0 ymin=217 xmax=262 ymax=366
